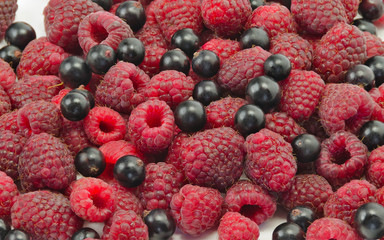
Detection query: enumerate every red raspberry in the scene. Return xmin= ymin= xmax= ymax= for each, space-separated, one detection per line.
xmin=78 ymin=11 xmax=134 ymax=54
xmin=367 ymin=145 xmax=384 ymax=188
xmin=340 ymin=0 xmax=360 ymax=23
xmin=312 ymin=22 xmax=366 ymax=83
xmin=0 ymin=58 xmax=16 ymax=92
xmin=280 ymin=174 xmax=333 ymax=216
xmin=165 ymin=132 xmax=189 ymax=171
xmin=0 ymin=131 xmax=26 ymax=180
xmin=83 ymin=106 xmax=126 ymax=146
xmin=170 ymin=184 xmax=223 ymax=236
xmin=245 ymin=129 xmax=297 ymax=192
xmin=128 ymin=99 xmax=174 ymax=154
xmin=217 ymin=46 xmax=271 ymax=96
xmin=181 ymin=127 xmax=245 ymax=191
xmin=135 ymin=24 xmax=168 ymax=49
xmin=11 ymin=190 xmax=83 ymax=240
xmin=246 ymin=3 xmax=297 ymax=38
xmin=201 ymin=38 xmax=241 ymax=67
xmin=0 ymin=0 xmax=17 ymax=40
xmin=0 ymin=171 xmax=18 ymax=220
xmin=201 ymin=0 xmax=252 ymax=37
xmin=138 ymin=45 xmax=168 ymax=77
xmin=0 ymin=85 xmax=10 ymax=116
xmin=109 ymin=180 xmax=143 ymax=216
xmin=0 ymin=110 xmax=19 ymax=134
xmin=70 ymin=177 xmax=115 ymax=222
xmin=364 ymin=31 xmax=384 ymax=59
xmin=16 ymin=37 xmax=70 ymax=78
xmin=218 ymin=212 xmax=260 ymax=240
xmin=300 ymin=111 xmax=329 ymax=141
xmin=318 ymin=83 xmax=374 ymax=135
xmin=59 ymin=119 xmax=93 ymax=156
xmin=323 ymin=179 xmax=377 ymax=225
xmin=223 ymin=180 xmax=276 ymax=225
xmin=279 ymin=70 xmax=325 ymax=121
xmin=376 ymin=186 xmax=384 ymax=205
xmin=43 ymin=0 xmax=103 ymax=52
xmin=306 ymin=217 xmax=362 ymax=240
xmin=265 ymin=112 xmax=306 ymax=143
xmin=51 ymin=88 xmax=71 ymax=108
xmin=369 ymin=85 xmax=384 ymax=122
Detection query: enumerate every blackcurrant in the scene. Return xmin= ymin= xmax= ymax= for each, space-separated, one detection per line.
xmin=91 ymin=0 xmax=112 ymax=11
xmin=287 ymin=206 xmax=317 ymax=232
xmin=234 ymin=104 xmax=265 ymax=137
xmin=365 ymin=56 xmax=384 ymax=87
xmin=4 ymin=229 xmax=30 ymax=240
xmin=249 ymin=0 xmax=264 ymax=10
xmin=192 ymin=80 xmax=221 ymax=106
xmin=264 ymin=54 xmax=292 ymax=81
xmin=59 ymin=56 xmax=92 ymax=89
xmin=70 ymin=89 xmax=95 ymax=109
xmin=291 ymin=134 xmax=321 ymax=163
xmin=114 ymin=155 xmax=146 ymax=188
xmin=359 ymin=0 xmax=384 ymax=21
xmin=171 ymin=28 xmax=200 ymax=58
xmin=272 ymin=222 xmax=305 ymax=240
xmin=191 ymin=50 xmax=220 ymax=78
xmin=75 ymin=147 xmax=106 ymax=177
xmin=159 ymin=49 xmax=190 ymax=75
xmin=353 ymin=18 xmax=377 ymax=35
xmin=0 ymin=218 xmax=10 ymax=239
xmin=0 ymin=45 xmax=21 ymax=70
xmin=115 ymin=1 xmax=146 ymax=32
xmin=239 ymin=27 xmax=270 ymax=50
xmin=86 ymin=44 xmax=117 ymax=75
xmin=144 ymin=209 xmax=176 ymax=240
xmin=355 ymin=202 xmax=384 ymax=239
xmin=359 ymin=120 xmax=384 ymax=151
xmin=174 ymin=100 xmax=206 ymax=133
xmin=71 ymin=227 xmax=100 ymax=240
xmin=60 ymin=91 xmax=91 ymax=121
xmin=246 ymin=75 xmax=281 ymax=113
xmin=345 ymin=64 xmax=375 ymax=91
xmin=5 ymin=22 xmax=36 ymax=50
xmin=117 ymin=38 xmax=145 ymax=66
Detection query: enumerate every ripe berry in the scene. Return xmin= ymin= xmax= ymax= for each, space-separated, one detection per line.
xmin=365 ymin=56 xmax=384 ymax=87
xmin=70 ymin=89 xmax=95 ymax=109
xmin=359 ymin=120 xmax=384 ymax=151
xmin=355 ymin=202 xmax=384 ymax=239
xmin=0 ymin=45 xmax=21 ymax=70
xmin=272 ymin=222 xmax=305 ymax=240
xmin=144 ymin=209 xmax=176 ymax=240
xmin=359 ymin=0 xmax=384 ymax=21
xmin=192 ymin=80 xmax=221 ymax=106
xmin=71 ymin=227 xmax=100 ymax=240
xmin=291 ymin=134 xmax=321 ymax=163
xmin=5 ymin=22 xmax=36 ymax=50
xmin=287 ymin=206 xmax=317 ymax=232
xmin=246 ymin=75 xmax=281 ymax=113
xmin=353 ymin=19 xmax=377 ymax=35
xmin=174 ymin=100 xmax=206 ymax=133
xmin=264 ymin=54 xmax=292 ymax=81
xmin=86 ymin=44 xmax=117 ymax=75
xmin=249 ymin=0 xmax=264 ymax=10
xmin=74 ymin=147 xmax=106 ymax=177
xmin=345 ymin=64 xmax=375 ymax=91
xmin=239 ymin=27 xmax=270 ymax=50
xmin=91 ymin=0 xmax=112 ymax=11
xmin=115 ymin=1 xmax=146 ymax=32
xmin=60 ymin=91 xmax=91 ymax=121
xmin=114 ymin=155 xmax=146 ymax=188
xmin=4 ymin=229 xmax=30 ymax=240
xmin=159 ymin=49 xmax=190 ymax=75
xmin=0 ymin=218 xmax=10 ymax=239
xmin=191 ymin=50 xmax=220 ymax=78
xmin=117 ymin=38 xmax=145 ymax=66
xmin=234 ymin=104 xmax=265 ymax=137
xmin=59 ymin=56 xmax=92 ymax=89
xmin=171 ymin=28 xmax=200 ymax=58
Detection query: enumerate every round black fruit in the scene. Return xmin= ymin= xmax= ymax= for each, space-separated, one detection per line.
xmin=174 ymin=100 xmax=206 ymax=133
xmin=353 ymin=18 xmax=377 ymax=35
xmin=239 ymin=27 xmax=270 ymax=50
xmin=287 ymin=206 xmax=317 ymax=232
xmin=71 ymin=227 xmax=100 ymax=240
xmin=115 ymin=1 xmax=146 ymax=32
xmin=5 ymin=22 xmax=36 ymax=50
xmin=246 ymin=75 xmax=281 ymax=113
xmin=70 ymin=89 xmax=95 ymax=109
xmin=291 ymin=134 xmax=321 ymax=163
xmin=117 ymin=38 xmax=145 ymax=66
xmin=144 ymin=209 xmax=176 ymax=240
xmin=4 ymin=229 xmax=30 ymax=240
xmin=0 ymin=45 xmax=21 ymax=70
xmin=264 ymin=54 xmax=292 ymax=81
xmin=192 ymin=80 xmax=221 ymax=106
xmin=59 ymin=56 xmax=92 ymax=89
xmin=365 ymin=55 xmax=384 ymax=87
xmin=234 ymin=104 xmax=265 ymax=137
xmin=171 ymin=28 xmax=200 ymax=58
xmin=359 ymin=0 xmax=384 ymax=21
xmin=86 ymin=44 xmax=117 ymax=75
xmin=345 ymin=64 xmax=375 ymax=91
xmin=75 ymin=147 xmax=106 ymax=177
xmin=191 ymin=50 xmax=220 ymax=78
xmin=91 ymin=0 xmax=113 ymax=11
xmin=60 ymin=91 xmax=91 ymax=121
xmin=159 ymin=49 xmax=190 ymax=75
xmin=113 ymin=155 xmax=146 ymax=188
xmin=359 ymin=120 xmax=384 ymax=151
xmin=272 ymin=222 xmax=305 ymax=240
xmin=355 ymin=202 xmax=384 ymax=239
xmin=0 ymin=218 xmax=10 ymax=239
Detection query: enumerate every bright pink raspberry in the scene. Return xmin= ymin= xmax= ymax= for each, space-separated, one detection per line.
xmin=306 ymin=217 xmax=362 ymax=240
xmin=206 ymin=96 xmax=247 ymax=129
xmin=139 ymin=45 xmax=168 ymax=77
xmin=201 ymin=38 xmax=241 ymax=67
xmin=165 ymin=132 xmax=189 ymax=171
xmin=364 ymin=31 xmax=384 ymax=59
xmin=0 ymin=171 xmax=18 ymax=220
xmin=0 ymin=110 xmax=20 ymax=134
xmin=109 ymin=180 xmax=143 ymax=216
xmin=0 ymin=58 xmax=16 ymax=92
xmin=218 ymin=212 xmax=260 ymax=240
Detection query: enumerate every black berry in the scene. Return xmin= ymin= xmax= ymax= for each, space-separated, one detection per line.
xmin=249 ymin=0 xmax=264 ymax=10
xmin=191 ymin=50 xmax=220 ymax=78
xmin=91 ymin=0 xmax=112 ymax=11
xmin=86 ymin=44 xmax=117 ymax=75
xmin=264 ymin=54 xmax=292 ymax=81
xmin=355 ymin=202 xmax=384 ymax=239
xmin=192 ymin=80 xmax=221 ymax=106
xmin=70 ymin=89 xmax=95 ymax=109
xmin=239 ymin=27 xmax=270 ymax=50
xmin=75 ymin=147 xmax=106 ymax=177
xmin=113 ymin=155 xmax=146 ymax=188
xmin=359 ymin=0 xmax=384 ymax=21
xmin=71 ymin=227 xmax=100 ymax=240
xmin=365 ymin=55 xmax=384 ymax=87
xmin=117 ymin=38 xmax=145 ymax=66
xmin=115 ymin=1 xmax=146 ymax=32
xmin=159 ymin=49 xmax=190 ymax=75
xmin=246 ymin=75 xmax=281 ymax=113
xmin=0 ymin=218 xmax=11 ymax=239
xmin=174 ymin=100 xmax=206 ymax=133
xmin=5 ymin=22 xmax=36 ymax=50
xmin=0 ymin=45 xmax=21 ymax=70
xmin=359 ymin=120 xmax=384 ymax=151
xmin=353 ymin=18 xmax=377 ymax=35
xmin=4 ymin=229 xmax=30 ymax=240
xmin=345 ymin=64 xmax=375 ymax=91
xmin=291 ymin=134 xmax=321 ymax=163
xmin=272 ymin=222 xmax=305 ymax=240
xmin=287 ymin=206 xmax=317 ymax=232
xmin=59 ymin=56 xmax=92 ymax=89
xmin=60 ymin=91 xmax=91 ymax=121
xmin=234 ymin=104 xmax=265 ymax=137
xmin=144 ymin=209 xmax=176 ymax=240
xmin=171 ymin=28 xmax=200 ymax=58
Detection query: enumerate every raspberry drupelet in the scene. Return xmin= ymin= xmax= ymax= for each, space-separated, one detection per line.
xmin=218 ymin=212 xmax=260 ymax=240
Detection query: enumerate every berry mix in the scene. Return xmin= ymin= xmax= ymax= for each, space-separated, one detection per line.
xmin=3 ymin=0 xmax=384 ymax=239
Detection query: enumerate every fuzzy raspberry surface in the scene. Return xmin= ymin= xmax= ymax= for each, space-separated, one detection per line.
xmin=0 ymin=110 xmax=19 ymax=134
xmin=0 ymin=131 xmax=26 ymax=180
xmin=306 ymin=217 xmax=362 ymax=240
xmin=201 ymin=38 xmax=241 ymax=67
xmin=0 ymin=0 xmax=17 ymax=40
xmin=367 ymin=145 xmax=384 ymax=188
xmin=165 ymin=132 xmax=189 ymax=171
xmin=0 ymin=58 xmax=16 ymax=92
xmin=109 ymin=180 xmax=143 ymax=216
xmin=138 ymin=45 xmax=168 ymax=77
xmin=59 ymin=119 xmax=93 ymax=156
xmin=218 ymin=212 xmax=260 ymax=240
xmin=265 ymin=112 xmax=306 ymax=143
xmin=364 ymin=31 xmax=384 ymax=59
xmin=0 ymin=171 xmax=18 ymax=220
xmin=0 ymin=85 xmax=11 ymax=117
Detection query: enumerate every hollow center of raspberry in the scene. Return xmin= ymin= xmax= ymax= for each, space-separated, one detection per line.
xmin=99 ymin=121 xmax=115 ymax=133
xmin=332 ymin=149 xmax=351 ymax=165
xmin=91 ymin=25 xmax=109 ymax=44
xmin=239 ymin=204 xmax=261 ymax=219
xmin=92 ymin=193 xmax=108 ymax=209
xmin=146 ymin=113 xmax=162 ymax=128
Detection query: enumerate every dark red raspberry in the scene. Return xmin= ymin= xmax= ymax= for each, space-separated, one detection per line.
xmin=201 ymin=38 xmax=241 ymax=67
xmin=0 ymin=58 xmax=16 ymax=92
xmin=312 ymin=22 xmax=366 ymax=83
xmin=0 ymin=0 xmax=17 ymax=40
xmin=128 ymin=99 xmax=174 ymax=154
xmin=201 ymin=0 xmax=252 ymax=37
xmin=102 ymin=210 xmax=148 ymax=239
xmin=8 ymin=75 xmax=64 ymax=109
xmin=369 ymin=85 xmax=384 ymax=122
xmin=78 ymin=11 xmax=134 ymax=54
xmin=138 ymin=45 xmax=168 ymax=77
xmin=218 ymin=212 xmax=260 ymax=240
xmin=95 ymin=61 xmax=150 ymax=114
xmin=181 ymin=127 xmax=245 ymax=191
xmin=223 ymin=180 xmax=276 ymax=225
xmin=135 ymin=23 xmax=168 ymax=49
xmin=367 ymin=145 xmax=384 ymax=188
xmin=279 ymin=70 xmax=325 ymax=122
xmin=43 ymin=0 xmax=103 ymax=52
xmin=17 ymin=100 xmax=62 ymax=137
xmin=51 ymin=88 xmax=71 ymax=108
xmin=70 ymin=177 xmax=115 ymax=222
xmin=0 ymin=85 xmax=10 ymax=116
xmin=16 ymin=37 xmax=70 ymax=78
xmin=217 ymin=46 xmax=271 ymax=96
xmin=246 ymin=3 xmax=297 ymax=38
xmin=245 ymin=129 xmax=297 ymax=193
xmin=18 ymin=133 xmax=76 ymax=191
xmin=280 ymin=174 xmax=333 ymax=216
xmin=0 ymin=110 xmax=19 ymax=134
xmin=306 ymin=217 xmax=362 ymax=240
xmin=109 ymin=180 xmax=143 ymax=216
xmin=265 ymin=112 xmax=306 ymax=143
xmin=11 ymin=190 xmax=83 ymax=240
xmin=0 ymin=131 xmax=26 ymax=180
xmin=364 ymin=31 xmax=384 ymax=59
xmin=323 ymin=179 xmax=377 ymax=225
xmin=0 ymin=171 xmax=18 ymax=220
xmin=83 ymin=106 xmax=126 ymax=146
xmin=59 ymin=119 xmax=93 ymax=156
xmin=170 ymin=184 xmax=223 ymax=236
xmin=318 ymin=83 xmax=375 ymax=135
xmin=165 ymin=132 xmax=189 ymax=171
xmin=300 ymin=111 xmax=330 ymax=141
xmin=341 ymin=0 xmax=360 ymax=23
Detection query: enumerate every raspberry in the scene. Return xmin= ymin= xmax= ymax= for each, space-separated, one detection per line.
xmin=0 ymin=58 xmax=16 ymax=92
xmin=265 ymin=112 xmax=306 ymax=143
xmin=170 ymin=184 xmax=223 ymax=236
xmin=43 ymin=0 xmax=103 ymax=52
xmin=16 ymin=37 xmax=70 ymax=78
xmin=312 ymin=22 xmax=366 ymax=83
xmin=218 ymin=212 xmax=260 ymax=240
xmin=201 ymin=0 xmax=252 ymax=37
xmin=217 ymin=46 xmax=271 ymax=96
xmin=51 ymin=88 xmax=71 ymax=108
xmin=18 ymin=133 xmax=76 ymax=191
xmin=11 ymin=190 xmax=83 ymax=240
xmin=138 ymin=45 xmax=168 ymax=77
xmin=135 ymin=23 xmax=168 ymax=49
xmin=0 ymin=0 xmax=17 ymax=40
xmin=279 ymin=70 xmax=325 ymax=121
xmin=83 ymin=106 xmax=126 ymax=146
xmin=280 ymin=174 xmax=333 ymax=216
xmin=181 ymin=127 xmax=245 ymax=191
xmin=0 ymin=171 xmax=18 ymax=220
xmin=0 ymin=85 xmax=10 ymax=116
xmin=246 ymin=3 xmax=297 ymax=38
xmin=319 ymin=83 xmax=374 ymax=135
xmin=315 ymin=131 xmax=368 ymax=188
xmin=201 ymin=38 xmax=241 ymax=67
xmin=109 ymin=180 xmax=143 ymax=216
xmin=0 ymin=131 xmax=26 ymax=180
xmin=17 ymin=100 xmax=62 ymax=137
xmin=78 ymin=11 xmax=134 ymax=54
xmin=376 ymin=186 xmax=384 ymax=205
xmin=59 ymin=119 xmax=93 ymax=156
xmin=367 ymin=145 xmax=384 ymax=188
xmin=139 ymin=162 xmax=184 ymax=210
xmin=165 ymin=132 xmax=189 ymax=171
xmin=364 ymin=31 xmax=384 ymax=59
xmin=306 ymin=217 xmax=361 ymax=240
xmin=69 ymin=177 xmax=115 ymax=222
xmin=0 ymin=110 xmax=19 ymax=134
xmin=369 ymin=85 xmax=384 ymax=122
xmin=245 ymin=129 xmax=297 ymax=192
xmin=300 ymin=111 xmax=329 ymax=141
xmin=323 ymin=179 xmax=377 ymax=225
xmin=223 ymin=180 xmax=276 ymax=225
xmin=341 ymin=0 xmax=360 ymax=23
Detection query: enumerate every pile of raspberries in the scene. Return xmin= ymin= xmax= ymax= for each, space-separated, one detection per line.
xmin=2 ymin=0 xmax=384 ymax=239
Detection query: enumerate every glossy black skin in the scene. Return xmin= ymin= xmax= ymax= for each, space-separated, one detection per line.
xmin=250 ymin=0 xmax=264 ymax=10
xmin=144 ymin=209 xmax=176 ymax=240
xmin=0 ymin=45 xmax=21 ymax=70
xmin=359 ymin=0 xmax=384 ymax=21
xmin=272 ymin=222 xmax=305 ymax=240
xmin=117 ymin=38 xmax=145 ymax=66
xmin=75 ymin=147 xmax=106 ymax=177
xmin=365 ymin=56 xmax=384 ymax=87
xmin=234 ymin=104 xmax=265 ymax=137
xmin=59 ymin=56 xmax=92 ymax=89
xmin=191 ymin=50 xmax=220 ymax=78
xmin=239 ymin=27 xmax=270 ymax=50
xmin=4 ymin=229 xmax=30 ymax=240
xmin=115 ymin=1 xmax=146 ymax=32
xmin=171 ymin=28 xmax=200 ymax=59
xmin=264 ymin=54 xmax=292 ymax=82
xmin=60 ymin=91 xmax=90 ymax=121
xmin=355 ymin=202 xmax=384 ymax=239
xmin=91 ymin=0 xmax=112 ymax=11
xmin=174 ymin=100 xmax=206 ymax=133
xmin=159 ymin=49 xmax=190 ymax=75
xmin=353 ymin=18 xmax=377 ymax=35
xmin=5 ymin=22 xmax=36 ymax=50
xmin=246 ymin=75 xmax=281 ymax=113
xmin=86 ymin=44 xmax=117 ymax=75
xmin=0 ymin=218 xmax=10 ymax=240
xmin=345 ymin=64 xmax=375 ymax=91
xmin=287 ymin=206 xmax=317 ymax=232
xmin=71 ymin=227 xmax=100 ymax=240
xmin=359 ymin=120 xmax=384 ymax=151
xmin=114 ymin=155 xmax=146 ymax=188
xmin=192 ymin=80 xmax=221 ymax=106
xmin=70 ymin=89 xmax=95 ymax=109
xmin=291 ymin=134 xmax=321 ymax=163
